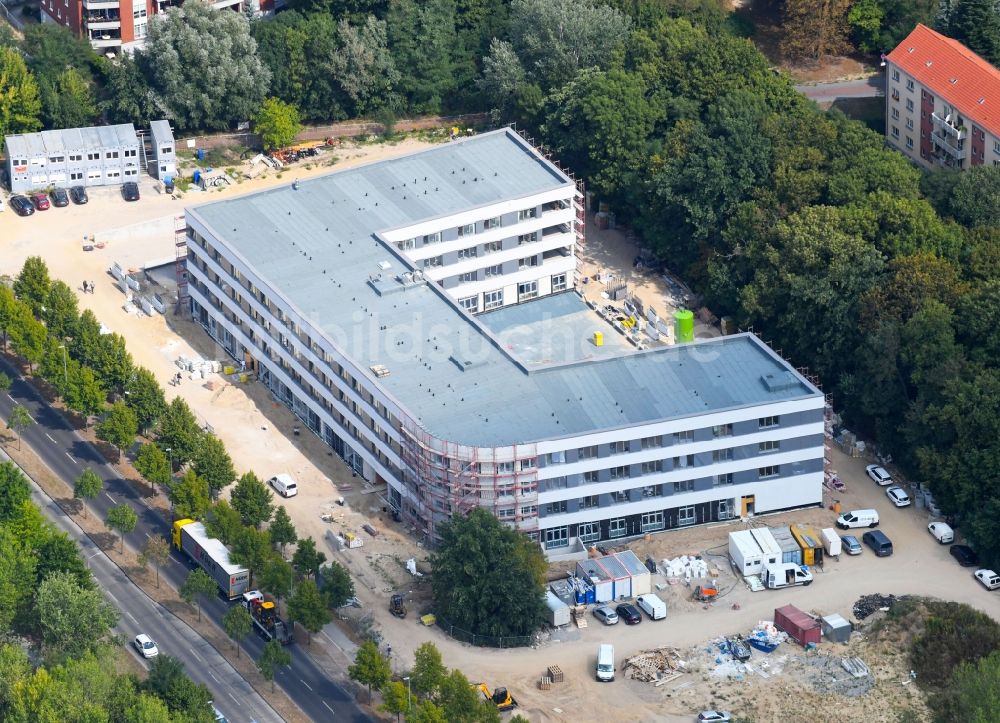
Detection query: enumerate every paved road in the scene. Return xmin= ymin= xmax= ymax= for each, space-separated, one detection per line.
xmin=0 ymin=357 xmax=370 ymax=723
xmin=13 ymin=447 xmax=283 ymax=723
xmin=794 ymin=75 xmax=885 ymax=102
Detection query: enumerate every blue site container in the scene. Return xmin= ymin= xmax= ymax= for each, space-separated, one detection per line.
xmin=196 ymin=148 xmax=205 ymax=160
xmin=192 ymin=170 xmax=202 ymax=185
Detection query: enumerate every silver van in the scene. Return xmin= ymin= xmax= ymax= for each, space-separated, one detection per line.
xmin=268 ymin=474 xmax=298 ymax=498
xmin=596 ymin=644 xmax=615 ymax=682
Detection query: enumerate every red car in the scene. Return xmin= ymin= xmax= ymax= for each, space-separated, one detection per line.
xmin=30 ymin=193 xmax=50 ymax=210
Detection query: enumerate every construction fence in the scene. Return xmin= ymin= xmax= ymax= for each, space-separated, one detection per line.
xmin=436 ymin=615 xmax=534 ymax=649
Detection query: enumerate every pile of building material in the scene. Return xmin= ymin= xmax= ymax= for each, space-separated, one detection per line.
xmin=661 ymin=555 xmax=709 ymax=579
xmin=175 ymin=355 xmax=222 ymax=379
xmin=623 ymin=646 xmax=684 ymax=683
xmin=841 ymin=657 xmax=870 ymax=678
xmin=852 ymin=593 xmax=898 ymax=620
xmin=572 ymin=605 xmax=588 ymax=628
xmin=746 ymin=620 xmax=789 ymax=652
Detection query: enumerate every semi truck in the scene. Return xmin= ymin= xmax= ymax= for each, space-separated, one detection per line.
xmin=242 ymin=590 xmax=294 ymax=645
xmin=761 ymin=562 xmax=813 ymax=589
xmin=171 ymin=519 xmax=250 ymax=600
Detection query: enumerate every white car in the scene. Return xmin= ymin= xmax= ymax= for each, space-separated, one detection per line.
xmin=975 ymin=569 xmax=1000 ymax=590
xmin=133 ymin=633 xmax=159 ymax=658
xmin=928 ymin=521 xmax=954 ymax=544
xmin=886 ymin=486 xmax=910 ymax=507
xmin=866 ymin=465 xmax=893 ymax=486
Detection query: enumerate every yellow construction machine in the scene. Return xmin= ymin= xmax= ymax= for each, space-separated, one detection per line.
xmin=475 ymin=683 xmax=517 ymax=711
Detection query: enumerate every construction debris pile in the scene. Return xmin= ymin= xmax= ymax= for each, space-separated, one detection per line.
xmin=853 ymin=594 xmax=898 ymax=620
xmin=746 ymin=621 xmax=789 ymax=653
xmin=175 ymin=355 xmax=223 ymax=380
xmin=623 ymin=646 xmax=685 ymax=683
xmin=661 ymin=555 xmax=710 ymax=579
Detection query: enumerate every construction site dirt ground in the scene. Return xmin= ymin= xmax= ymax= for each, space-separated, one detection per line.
xmin=4 ymin=135 xmax=998 ymax=722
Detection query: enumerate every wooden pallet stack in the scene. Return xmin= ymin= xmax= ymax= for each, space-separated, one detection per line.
xmin=572 ymin=605 xmax=588 ymax=628
xmin=622 ymin=646 xmax=683 ymax=683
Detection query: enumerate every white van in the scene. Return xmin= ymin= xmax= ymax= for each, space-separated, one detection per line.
xmin=596 ymin=644 xmax=615 ymax=682
xmin=268 ymin=474 xmax=298 ymax=498
xmin=836 ymin=509 xmax=879 ymax=529
xmin=635 ymin=594 xmax=666 ymax=621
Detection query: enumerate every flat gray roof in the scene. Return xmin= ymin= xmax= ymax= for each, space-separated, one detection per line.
xmin=190 ymin=129 xmax=820 ymax=448
xmin=4 ymin=123 xmax=137 ymax=158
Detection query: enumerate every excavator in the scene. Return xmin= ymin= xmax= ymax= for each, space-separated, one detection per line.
xmin=475 ymin=683 xmax=517 ymax=712
xmin=389 ymin=594 xmax=407 ymax=619
xmin=693 ymin=585 xmax=719 ymax=603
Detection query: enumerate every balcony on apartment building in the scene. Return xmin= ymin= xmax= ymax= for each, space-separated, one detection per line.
xmin=84 ymin=8 xmax=121 ymax=29
xmin=210 ymin=0 xmax=243 ymax=9
xmin=82 ymin=0 xmax=120 ymax=9
xmin=931 ymin=129 xmax=965 ymax=160
xmin=931 ymin=112 xmax=968 ymax=141
xmin=89 ymin=28 xmax=122 ymax=46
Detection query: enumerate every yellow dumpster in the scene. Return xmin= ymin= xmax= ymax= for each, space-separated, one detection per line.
xmin=594 ymin=331 xmax=604 ymax=347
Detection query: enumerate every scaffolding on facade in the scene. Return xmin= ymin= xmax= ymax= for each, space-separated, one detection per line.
xmin=174 ymin=215 xmax=189 ymax=314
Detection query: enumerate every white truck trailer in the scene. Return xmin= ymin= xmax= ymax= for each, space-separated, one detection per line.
xmin=172 ymin=519 xmax=250 ymax=600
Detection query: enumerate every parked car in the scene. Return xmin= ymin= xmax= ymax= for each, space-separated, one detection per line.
xmin=50 ymin=187 xmax=69 ymax=207
xmin=865 ymin=464 xmax=893 ymax=486
xmin=836 ymin=509 xmax=879 ymax=529
xmin=951 ymin=545 xmax=979 ymax=567
xmin=592 ymin=606 xmax=619 ymax=625
xmin=133 ymin=633 xmax=158 ymax=658
xmin=615 ymin=603 xmax=642 ymax=625
xmin=886 ymin=485 xmax=911 ymax=507
xmin=70 ymin=185 xmax=89 ymax=204
xmin=30 ymin=192 xmax=50 ymax=210
xmin=697 ymin=712 xmax=733 ymax=723
xmin=975 ymin=569 xmax=1000 ymax=590
xmin=840 ymin=535 xmax=863 ymax=555
xmin=862 ymin=529 xmax=893 ymax=557
xmin=928 ymin=521 xmax=954 ymax=544
xmin=121 ymin=181 xmax=140 ymax=201
xmin=9 ymin=195 xmax=34 ymax=216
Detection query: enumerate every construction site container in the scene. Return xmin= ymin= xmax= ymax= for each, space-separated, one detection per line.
xmin=546 ymin=591 xmax=571 ymax=627
xmin=596 ymin=554 xmax=631 ymax=599
xmin=820 ymin=613 xmax=852 ymax=644
xmin=774 ymin=605 xmax=821 ymax=647
xmin=729 ymin=529 xmax=764 ymax=577
xmin=576 ymin=559 xmax=614 ymax=603
xmin=790 ymin=524 xmax=825 ymax=566
xmin=820 ymin=528 xmax=841 ymax=557
xmin=750 ymin=527 xmax=782 ymax=567
xmin=772 ymin=526 xmax=803 ymax=565
xmin=614 ymin=550 xmax=651 ymax=596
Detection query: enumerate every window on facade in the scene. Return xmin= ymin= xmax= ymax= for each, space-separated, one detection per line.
xmin=458 ymin=246 xmax=478 ymax=259
xmin=496 ymin=461 xmax=514 ymax=474
xmin=518 ymin=232 xmax=538 ymax=245
xmin=758 ymin=416 xmax=780 ymax=429
xmin=758 ymin=465 xmax=780 ymax=479
xmin=609 ymin=465 xmax=630 ymax=480
xmin=458 ymin=223 xmax=475 ymax=237
xmin=583 ymin=470 xmax=599 ymax=483
xmin=641 ymin=511 xmax=665 ymax=532
xmin=521 ymin=505 xmax=537 ymax=515
xmin=891 ymin=69 xmax=900 ymax=81
xmin=544 ymin=476 xmax=568 ymax=491
xmin=906 ymin=118 xmax=914 ymax=130
xmin=87 ymin=152 xmax=99 ymax=161
xmin=578 ymin=445 xmax=598 ymax=459
xmin=891 ymin=108 xmax=899 ymax=120
xmin=582 ymin=495 xmax=599 ymax=509
xmin=578 ymin=522 xmax=600 ymax=543
xmin=758 ymin=440 xmax=780 ymax=454
xmin=609 ymin=440 xmax=629 ymax=455
xmin=546 ymin=451 xmax=565 ymax=465
xmin=106 ymin=151 xmax=119 ymax=159
xmin=520 ymin=458 xmax=535 ymax=470
xmin=69 ymin=154 xmax=81 ymax=162
xmin=517 ymin=208 xmax=537 ymax=221
xmin=545 ymin=500 xmax=567 ymax=515
xmin=70 ymin=172 xmax=83 ymax=181
xmin=994 ymin=140 xmax=1000 ymax=154
xmin=641 ymin=460 xmax=663 ymax=475
xmin=673 ymin=479 xmax=695 ymax=493
xmin=906 ymin=99 xmax=914 ymax=111
xmin=518 ymin=281 xmax=539 ymax=300
xmin=712 ymin=424 xmax=733 ymax=438
xmin=609 ymin=518 xmax=626 ymax=538
xmin=551 ymin=273 xmax=567 ymax=292
xmin=545 ymin=527 xmax=568 ymax=548
xmin=518 ymin=256 xmax=539 ymax=269
xmin=892 ymin=126 xmax=900 ymax=138
xmin=459 ymin=296 xmax=478 ymax=312
xmin=484 ymin=216 xmax=501 ymax=230
xmin=458 ymin=272 xmax=475 ymax=283
xmin=48 ymin=156 xmax=63 ymax=164
xmin=423 ymin=232 xmax=442 ymax=244
xmin=674 ymin=430 xmax=694 ymax=443
xmin=483 ymin=240 xmax=502 ymax=254
xmin=397 ymin=238 xmax=416 ymax=251
xmin=611 ymin=490 xmax=629 ymax=503
xmin=678 ymin=506 xmax=696 ymax=526
xmin=484 ymin=289 xmax=504 ymax=310
xmin=714 ymin=473 xmax=734 ymax=486
xmin=906 ymin=136 xmax=914 ymax=149
xmin=642 ymin=485 xmax=662 ymax=498
xmin=497 ymin=508 xmax=515 ymax=518
xmin=673 ymin=454 xmax=694 ymax=468
xmin=497 ymin=484 xmax=514 ymax=497
xmin=712 ymin=449 xmax=733 ymax=463
xmin=906 ymin=79 xmax=914 ymax=91
xmin=485 ymin=264 xmax=503 ymax=277
xmin=641 ymin=435 xmax=662 ymax=449
xmin=422 ymin=256 xmax=443 ymax=268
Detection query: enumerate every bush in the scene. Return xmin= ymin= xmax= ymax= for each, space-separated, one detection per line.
xmin=910 ymin=600 xmax=1000 ymax=687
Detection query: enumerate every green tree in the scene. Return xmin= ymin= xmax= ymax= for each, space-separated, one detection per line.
xmin=269 ymin=505 xmax=297 ymax=554
xmin=135 ymin=442 xmax=171 ymax=494
xmin=348 ymin=639 xmax=391 ymax=703
xmin=64 ymin=364 xmax=106 ymax=422
xmin=94 ymin=333 xmax=133 ymax=396
xmin=222 ymin=603 xmax=253 ymax=659
xmin=105 ymin=504 xmax=138 ymax=554
xmin=204 ymin=499 xmax=243 ymax=546
xmin=381 ymin=680 xmax=409 ymax=722
xmin=42 ymin=280 xmax=79 ymax=340
xmin=319 ymin=561 xmax=355 ymax=608
xmin=0 ymin=47 xmax=42 ymax=140
xmin=409 ymin=641 xmax=446 ymax=699
xmin=180 ymin=567 xmax=217 ymax=621
xmin=138 ymin=1 xmax=270 ymax=130
xmin=157 ymin=397 xmax=203 ymax=466
xmin=286 ymin=578 xmax=330 ymax=645
xmin=169 ymin=469 xmax=211 ymax=521
xmin=254 ymin=97 xmax=301 ymax=152
xmin=0 ymin=461 xmax=31 ymax=521
xmin=256 ymin=638 xmax=291 ymax=692
xmin=943 ymin=650 xmax=1000 ymax=722
xmin=0 ymin=527 xmax=36 ymax=633
xmin=847 ymin=0 xmax=885 ymax=53
xmin=0 ymin=287 xmax=13 ymax=350
xmin=124 ymin=367 xmax=167 ymax=434
xmin=230 ymin=526 xmax=271 ymax=588
xmin=35 ymin=570 xmax=118 ymax=663
xmin=430 ymin=508 xmax=547 ymax=638
xmin=291 ymin=536 xmax=326 ymax=580
xmin=102 ymin=53 xmax=157 ymax=126
xmin=142 ymin=655 xmax=213 ymax=718
xmin=387 ymin=0 xmax=460 ymax=113
xmin=0 ymin=372 xmax=9 ymax=393
xmin=406 ymin=699 xmax=447 ymax=723
xmin=8 ymin=303 xmax=46 ymax=372
xmin=97 ymin=401 xmax=138 ymax=461
xmin=12 ymin=256 xmax=50 ymax=317
xmin=191 ymin=434 xmax=235 ymax=499
xmin=34 ymin=529 xmax=92 ymax=591
xmin=949 ymin=166 xmax=1000 ymax=228
xmin=230 ymin=471 xmax=274 ymax=528
xmin=439 ymin=667 xmax=499 ymax=723
xmin=70 ymin=309 xmax=102 ymax=369
xmin=258 ymin=553 xmax=294 ymax=602
xmin=780 ymin=0 xmax=853 ymax=61
xmin=6 ymin=404 xmax=34 ymax=451
xmin=138 ymin=535 xmax=171 ymax=589
xmin=940 ymin=0 xmax=1000 ymax=66
xmin=73 ymin=468 xmax=103 ymax=518
xmin=41 ymin=67 xmax=97 ymax=128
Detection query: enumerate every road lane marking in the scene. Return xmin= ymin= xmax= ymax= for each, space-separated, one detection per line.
xmin=64 ymin=452 xmax=77 ymax=464
xmin=5 ymin=394 xmax=13 ymax=402
xmin=228 ymin=691 xmax=240 ymax=705
xmin=189 ymin=647 xmax=202 ymax=663
xmin=300 ymin=679 xmax=312 ymax=691
xmin=105 ymin=492 xmax=116 ymax=504
xmin=145 ymin=532 xmax=151 ymax=538
xmin=125 ymin=612 xmax=138 ymax=625
xmin=45 ymin=433 xmax=56 ymax=443
xmin=323 ymin=701 xmax=335 ymax=714
xmin=140 ymin=498 xmax=150 ymax=508
xmin=209 ymin=670 xmax=220 ymax=684
xmin=105 ymin=591 xmax=119 ymax=605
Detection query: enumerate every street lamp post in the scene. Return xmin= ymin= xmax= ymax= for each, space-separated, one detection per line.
xmin=57 ymin=344 xmax=68 ymax=389
xmin=402 ymin=676 xmax=411 ymax=711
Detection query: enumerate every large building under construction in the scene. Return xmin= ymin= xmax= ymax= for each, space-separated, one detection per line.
xmin=184 ymin=128 xmax=826 ymax=551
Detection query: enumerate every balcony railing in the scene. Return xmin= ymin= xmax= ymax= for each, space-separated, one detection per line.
xmin=931 ymin=113 xmax=967 ymax=140
xmin=931 ymin=130 xmax=964 ymax=159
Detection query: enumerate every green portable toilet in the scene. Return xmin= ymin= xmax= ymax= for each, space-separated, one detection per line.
xmin=674 ymin=309 xmax=695 ymax=343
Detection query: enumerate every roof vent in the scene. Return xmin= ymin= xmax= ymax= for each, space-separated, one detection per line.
xmin=949 ymin=78 xmax=958 ymax=84
xmin=377 ymin=260 xmax=391 ymax=271
xmin=979 ymin=97 xmax=986 ymax=104
xmin=925 ymin=60 xmax=932 ymax=67
xmin=370 ymin=364 xmax=390 ymax=378
xmin=907 ymin=46 xmax=914 ymax=53
xmin=761 ymin=372 xmax=800 ymax=393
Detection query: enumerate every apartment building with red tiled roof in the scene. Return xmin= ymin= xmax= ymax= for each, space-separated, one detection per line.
xmin=885 ymin=24 xmax=1000 ymax=169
